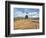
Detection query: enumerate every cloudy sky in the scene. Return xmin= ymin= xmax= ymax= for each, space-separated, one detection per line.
xmin=14 ymin=8 xmax=39 ymax=18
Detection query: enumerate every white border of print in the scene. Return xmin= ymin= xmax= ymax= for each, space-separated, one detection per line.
xmin=10 ymin=4 xmax=42 ymax=34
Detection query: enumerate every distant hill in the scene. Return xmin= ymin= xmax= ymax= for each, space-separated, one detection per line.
xmin=14 ymin=17 xmax=39 ymax=20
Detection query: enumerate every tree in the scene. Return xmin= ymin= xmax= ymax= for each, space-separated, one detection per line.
xmin=25 ymin=12 xmax=28 ymax=19
xmin=25 ymin=15 xmax=28 ymax=19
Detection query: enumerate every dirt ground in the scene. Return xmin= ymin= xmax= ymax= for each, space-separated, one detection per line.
xmin=14 ymin=19 xmax=39 ymax=30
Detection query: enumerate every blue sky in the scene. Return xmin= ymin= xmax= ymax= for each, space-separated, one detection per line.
xmin=14 ymin=8 xmax=39 ymax=18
